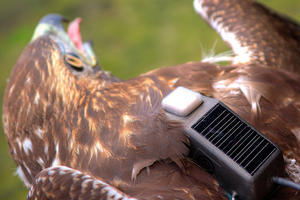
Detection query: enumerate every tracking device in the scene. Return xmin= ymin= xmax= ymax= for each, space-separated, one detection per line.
xmin=162 ymin=87 xmax=284 ymax=200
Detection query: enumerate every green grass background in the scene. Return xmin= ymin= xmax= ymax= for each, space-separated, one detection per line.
xmin=0 ymin=0 xmax=299 ymax=199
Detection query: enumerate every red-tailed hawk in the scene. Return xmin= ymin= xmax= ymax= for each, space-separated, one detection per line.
xmin=2 ymin=0 xmax=300 ymax=199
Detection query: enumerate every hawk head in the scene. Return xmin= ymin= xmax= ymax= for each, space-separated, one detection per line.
xmin=4 ymin=13 xmax=119 ymax=125
xmin=32 ymin=14 xmax=97 ymax=69
xmin=2 ymin=14 xmax=120 ymax=187
xmin=3 ymin=13 xmax=187 ymax=188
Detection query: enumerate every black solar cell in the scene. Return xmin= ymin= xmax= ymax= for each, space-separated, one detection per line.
xmin=192 ymin=103 xmax=277 ymax=175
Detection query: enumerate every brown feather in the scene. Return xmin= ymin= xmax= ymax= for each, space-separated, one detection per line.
xmin=3 ymin=1 xmax=300 ymax=199
xmin=194 ymin=0 xmax=300 ymax=73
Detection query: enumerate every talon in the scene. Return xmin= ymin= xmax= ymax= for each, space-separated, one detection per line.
xmin=131 ymin=168 xmax=138 ymax=183
xmin=131 ymin=159 xmax=156 ymax=182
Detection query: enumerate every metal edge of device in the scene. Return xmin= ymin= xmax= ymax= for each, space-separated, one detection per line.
xmin=215 ymin=102 xmax=285 ymax=199
xmin=216 ymin=102 xmax=285 ymax=199
xmin=164 ymin=94 xmax=284 ymax=200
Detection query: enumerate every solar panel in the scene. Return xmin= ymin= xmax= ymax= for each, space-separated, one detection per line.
xmin=192 ymin=103 xmax=277 ymax=176
xmin=162 ymin=87 xmax=284 ymax=200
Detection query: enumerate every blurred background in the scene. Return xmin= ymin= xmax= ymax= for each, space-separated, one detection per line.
xmin=0 ymin=0 xmax=299 ymax=199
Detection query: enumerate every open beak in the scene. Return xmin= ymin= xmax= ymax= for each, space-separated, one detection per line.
xmin=31 ymin=14 xmax=97 ymax=67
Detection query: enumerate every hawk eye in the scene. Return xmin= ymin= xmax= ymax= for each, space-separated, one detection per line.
xmin=65 ymin=53 xmax=84 ymax=71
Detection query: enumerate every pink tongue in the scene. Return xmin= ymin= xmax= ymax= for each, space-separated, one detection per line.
xmin=67 ymin=17 xmax=84 ymax=52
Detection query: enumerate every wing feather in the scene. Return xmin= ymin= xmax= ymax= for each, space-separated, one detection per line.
xmin=194 ymin=0 xmax=300 ymax=73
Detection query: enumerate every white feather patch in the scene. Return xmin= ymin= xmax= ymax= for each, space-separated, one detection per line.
xmin=284 ymin=156 xmax=300 ymax=183
xmin=8 ymin=84 xmax=15 ymax=97
xmin=194 ymin=0 xmax=253 ymax=64
xmin=23 ymin=138 xmax=33 ymax=155
xmin=37 ymin=157 xmax=45 ymax=168
xmin=51 ymin=144 xmax=61 ymax=166
xmin=44 ymin=143 xmax=48 ymax=154
xmin=25 ymin=77 xmax=31 ymax=84
xmin=15 ymin=166 xmax=30 ymax=188
xmin=201 ymin=46 xmax=233 ymax=64
xmin=213 ymin=77 xmax=262 ymax=114
xmin=34 ymin=92 xmax=40 ymax=105
xmin=51 ymin=157 xmax=60 ymax=167
xmin=193 ymin=0 xmax=208 ymax=19
xmin=34 ymin=127 xmax=44 ymax=139
xmin=16 ymin=137 xmax=22 ymax=149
